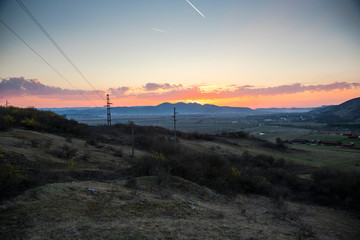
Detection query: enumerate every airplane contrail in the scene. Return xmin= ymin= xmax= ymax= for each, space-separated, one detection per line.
xmin=152 ymin=27 xmax=169 ymax=33
xmin=186 ymin=0 xmax=206 ymax=18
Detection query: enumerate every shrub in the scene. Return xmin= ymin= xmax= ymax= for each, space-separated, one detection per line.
xmin=220 ymin=131 xmax=248 ymax=138
xmin=125 ymin=177 xmax=137 ymax=189
xmin=310 ymin=169 xmax=360 ymax=210
xmin=80 ymin=153 xmax=90 ymax=161
xmin=0 ymin=163 xmax=30 ymax=201
xmin=30 ymin=139 xmax=39 ymax=148
xmin=113 ymin=149 xmax=123 ymax=157
xmin=49 ymin=144 xmax=77 ymax=159
xmin=65 ymin=135 xmax=72 ymax=143
xmin=86 ymin=139 xmax=98 ymax=147
xmin=0 ymin=106 xmax=89 ymax=136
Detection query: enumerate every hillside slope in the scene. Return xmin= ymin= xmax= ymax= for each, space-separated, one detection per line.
xmin=1 ymin=176 xmax=359 ymax=240
xmin=1 ymin=107 xmax=360 ymax=239
xmin=311 ymin=97 xmax=360 ymax=122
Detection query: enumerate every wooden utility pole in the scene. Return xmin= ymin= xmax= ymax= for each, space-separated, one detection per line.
xmin=173 ymin=107 xmax=177 ymax=150
xmin=131 ymin=121 xmax=135 ymax=158
xmin=106 ymin=94 xmax=112 ymax=126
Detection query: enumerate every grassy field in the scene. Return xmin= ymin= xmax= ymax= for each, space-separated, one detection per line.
xmin=179 ymin=136 xmax=360 ymax=171
xmin=83 ymin=116 xmax=360 ymax=147
xmin=80 ymin=115 xmax=259 ymax=134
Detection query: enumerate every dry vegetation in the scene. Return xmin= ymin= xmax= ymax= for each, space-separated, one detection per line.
xmin=1 ymin=107 xmax=360 ymax=239
xmin=1 ymin=176 xmax=359 ymax=240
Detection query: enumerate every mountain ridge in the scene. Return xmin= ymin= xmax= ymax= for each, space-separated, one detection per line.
xmin=41 ymin=102 xmax=316 ymax=119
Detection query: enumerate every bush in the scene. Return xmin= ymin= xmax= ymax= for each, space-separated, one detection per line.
xmin=86 ymin=139 xmax=98 ymax=147
xmin=0 ymin=106 xmax=89 ymax=136
xmin=132 ymin=149 xmax=300 ymax=196
xmin=49 ymin=144 xmax=77 ymax=159
xmin=134 ymin=135 xmax=175 ymax=156
xmin=125 ymin=177 xmax=137 ymax=189
xmin=310 ymin=169 xmax=360 ymax=210
xmin=220 ymin=131 xmax=248 ymax=138
xmin=113 ymin=149 xmax=123 ymax=157
xmin=0 ymin=163 xmax=32 ymax=201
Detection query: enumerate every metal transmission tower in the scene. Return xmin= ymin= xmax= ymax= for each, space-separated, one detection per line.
xmin=172 ymin=108 xmax=178 ymax=150
xmin=106 ymin=94 xmax=112 ymax=126
xmin=5 ymin=100 xmax=9 ymax=107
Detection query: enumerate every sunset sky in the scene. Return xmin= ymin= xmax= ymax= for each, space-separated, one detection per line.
xmin=0 ymin=0 xmax=359 ymax=108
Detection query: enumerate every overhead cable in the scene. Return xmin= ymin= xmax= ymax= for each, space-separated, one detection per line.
xmin=16 ymin=0 xmax=105 ymax=101
xmin=0 ymin=19 xmax=99 ymax=107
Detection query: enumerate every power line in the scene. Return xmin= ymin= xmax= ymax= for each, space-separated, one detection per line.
xmin=0 ymin=19 xmax=98 ymax=107
xmin=16 ymin=0 xmax=105 ymax=101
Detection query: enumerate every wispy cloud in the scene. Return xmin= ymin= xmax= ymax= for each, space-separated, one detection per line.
xmin=186 ymin=0 xmax=206 ymax=18
xmin=151 ymin=27 xmax=169 ymax=33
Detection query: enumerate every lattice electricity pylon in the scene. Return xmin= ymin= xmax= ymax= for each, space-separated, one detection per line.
xmin=106 ymin=94 xmax=112 ymax=126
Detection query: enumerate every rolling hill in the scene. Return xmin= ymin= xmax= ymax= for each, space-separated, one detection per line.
xmin=1 ymin=106 xmax=360 ymax=239
xmin=311 ymin=97 xmax=360 ymax=122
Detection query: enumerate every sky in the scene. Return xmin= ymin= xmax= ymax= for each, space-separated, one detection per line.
xmin=0 ymin=0 xmax=359 ymax=108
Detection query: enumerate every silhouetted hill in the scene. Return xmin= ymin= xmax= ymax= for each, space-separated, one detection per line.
xmin=311 ymin=97 xmax=360 ymax=123
xmin=41 ymin=102 xmax=315 ymax=120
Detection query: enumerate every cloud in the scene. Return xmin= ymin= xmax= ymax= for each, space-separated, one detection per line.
xmin=234 ymin=82 xmax=360 ymax=96
xmin=143 ymin=83 xmax=182 ymax=91
xmin=109 ymin=87 xmax=130 ymax=97
xmin=2 ymin=77 xmax=358 ymax=106
xmin=0 ymin=77 xmax=103 ymax=99
xmin=114 ymin=81 xmax=359 ymax=102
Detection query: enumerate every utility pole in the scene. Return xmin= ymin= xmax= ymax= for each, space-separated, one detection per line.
xmin=131 ymin=121 xmax=135 ymax=158
xmin=5 ymin=100 xmax=8 ymax=107
xmin=172 ymin=107 xmax=177 ymax=150
xmin=106 ymin=94 xmax=112 ymax=126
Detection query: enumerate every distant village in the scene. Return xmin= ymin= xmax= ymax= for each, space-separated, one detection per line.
xmin=280 ymin=132 xmax=359 ymax=148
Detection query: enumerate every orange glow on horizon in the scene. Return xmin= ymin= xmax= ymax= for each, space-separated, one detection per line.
xmin=4 ymin=87 xmax=359 ymax=109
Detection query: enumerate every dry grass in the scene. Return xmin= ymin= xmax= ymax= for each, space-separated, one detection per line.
xmin=0 ymin=129 xmax=151 ymax=172
xmin=1 ymin=128 xmax=360 ymax=239
xmin=1 ymin=176 xmax=359 ymax=240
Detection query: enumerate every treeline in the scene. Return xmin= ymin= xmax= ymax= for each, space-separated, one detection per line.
xmin=0 ymin=107 xmax=88 ymax=136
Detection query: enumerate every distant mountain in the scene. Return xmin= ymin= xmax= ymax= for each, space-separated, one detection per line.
xmin=41 ymin=102 xmax=316 ymax=120
xmin=310 ymin=97 xmax=360 ymax=122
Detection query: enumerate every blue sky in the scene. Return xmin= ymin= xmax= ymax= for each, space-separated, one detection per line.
xmin=0 ymin=0 xmax=359 ymax=107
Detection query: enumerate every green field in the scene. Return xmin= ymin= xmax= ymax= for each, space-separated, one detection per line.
xmin=80 ymin=116 xmax=360 ymax=172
